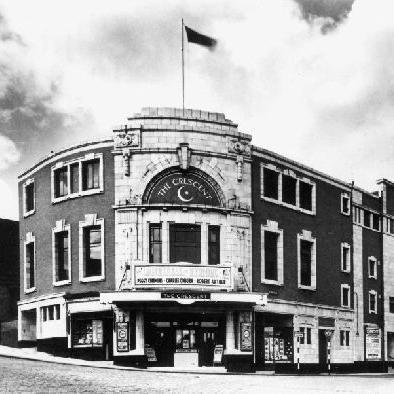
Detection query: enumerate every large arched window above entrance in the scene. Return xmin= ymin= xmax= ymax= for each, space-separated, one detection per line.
xmin=143 ymin=167 xmax=224 ymax=207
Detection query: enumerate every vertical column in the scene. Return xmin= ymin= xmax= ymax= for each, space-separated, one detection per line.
xmin=162 ymin=220 xmax=169 ymax=264
xmin=136 ymin=311 xmax=145 ymax=353
xmin=226 ymin=311 xmax=235 ymax=352
xmin=201 ymin=222 xmax=208 ymax=265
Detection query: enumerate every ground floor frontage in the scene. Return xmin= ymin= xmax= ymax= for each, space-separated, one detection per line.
xmin=17 ymin=291 xmax=388 ymax=373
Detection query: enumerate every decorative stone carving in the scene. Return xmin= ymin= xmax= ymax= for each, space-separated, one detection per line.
xmin=113 ymin=127 xmax=140 ymax=148
xmin=177 ymin=143 xmax=191 ymax=170
xmin=227 ymin=138 xmax=251 ymax=156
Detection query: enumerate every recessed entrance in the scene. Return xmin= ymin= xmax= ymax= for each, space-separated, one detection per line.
xmin=144 ymin=313 xmax=224 ymax=367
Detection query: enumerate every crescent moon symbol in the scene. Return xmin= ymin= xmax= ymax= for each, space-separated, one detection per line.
xmin=177 ymin=186 xmax=193 ymax=202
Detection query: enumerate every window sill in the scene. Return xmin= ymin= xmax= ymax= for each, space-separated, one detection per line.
xmin=341 ymin=211 xmax=351 ymax=216
xmin=341 ymin=269 xmax=351 ymax=274
xmin=80 ymin=276 xmax=105 ymax=283
xmin=24 ymin=287 xmax=36 ymax=294
xmin=369 ymin=310 xmax=377 ymax=315
xmin=368 ymin=275 xmax=377 ymax=280
xmin=53 ymin=280 xmax=71 ymax=287
xmin=52 ymin=188 xmax=104 ymax=204
xmin=261 ymin=279 xmax=283 ymax=286
xmin=23 ymin=209 xmax=35 ymax=218
xmin=353 ymin=222 xmax=381 ymax=233
xmin=261 ymin=196 xmax=315 ymax=216
xmin=341 ymin=304 xmax=351 ymax=309
xmin=298 ymin=285 xmax=316 ymax=291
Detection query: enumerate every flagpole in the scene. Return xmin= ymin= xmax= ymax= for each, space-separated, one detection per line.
xmin=182 ymin=18 xmax=185 ymax=114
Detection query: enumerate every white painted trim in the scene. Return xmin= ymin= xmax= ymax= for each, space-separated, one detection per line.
xmin=24 ymin=232 xmax=36 ymax=294
xmin=297 ymin=230 xmax=316 ymax=290
xmin=369 ymin=290 xmax=378 ymax=314
xmin=341 ymin=284 xmax=351 ymax=308
xmin=79 ymin=214 xmax=105 ymax=282
xmin=341 ymin=242 xmax=351 ymax=273
xmin=18 ymin=292 xmax=66 ymax=306
xmin=260 ymin=220 xmax=284 ymax=285
xmin=52 ymin=220 xmax=72 ymax=286
xmin=22 ymin=178 xmax=35 ymax=217
xmin=368 ymin=256 xmax=378 ymax=279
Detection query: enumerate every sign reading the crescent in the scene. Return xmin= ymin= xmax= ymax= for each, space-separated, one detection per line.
xmin=144 ymin=170 xmax=222 ymax=206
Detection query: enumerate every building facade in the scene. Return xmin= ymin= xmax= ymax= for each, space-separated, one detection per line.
xmin=17 ymin=108 xmax=393 ymax=372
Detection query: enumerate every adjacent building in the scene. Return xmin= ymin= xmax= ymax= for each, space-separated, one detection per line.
xmin=17 ymin=108 xmax=393 ymax=372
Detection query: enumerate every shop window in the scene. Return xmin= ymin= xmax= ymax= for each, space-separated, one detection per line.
xmin=299 ymin=180 xmax=313 ymax=211
xmin=54 ymin=230 xmax=70 ymax=284
xmin=264 ymin=326 xmax=293 ymax=362
xmin=24 ymin=236 xmax=35 ymax=292
xmin=341 ymin=193 xmax=350 ymax=215
xmin=82 ymin=159 xmax=100 ymax=191
xmin=70 ymin=162 xmax=80 ymax=194
xmin=368 ymin=257 xmax=377 ymax=279
xmin=72 ymin=319 xmax=103 ymax=348
xmin=341 ymin=243 xmax=351 ymax=273
xmin=372 ymin=214 xmax=380 ymax=231
xmin=149 ymin=224 xmax=162 ymax=264
xmin=23 ymin=179 xmax=35 ymax=216
xmin=282 ymin=174 xmax=297 ymax=206
xmin=208 ymin=225 xmax=220 ymax=265
xmin=341 ymin=284 xmax=350 ymax=308
xmin=54 ymin=167 xmax=68 ymax=198
xmin=369 ymin=290 xmax=377 ymax=314
xmin=170 ymin=224 xmax=201 ymax=264
xmin=389 ymin=297 xmax=394 ymax=313
xmin=299 ymin=327 xmax=311 ymax=345
xmin=263 ymin=167 xmax=279 ymax=200
xmin=340 ymin=330 xmax=350 ymax=346
xmin=175 ymin=329 xmax=196 ymax=351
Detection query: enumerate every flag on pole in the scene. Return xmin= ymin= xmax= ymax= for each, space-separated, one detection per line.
xmin=184 ymin=25 xmax=217 ymax=49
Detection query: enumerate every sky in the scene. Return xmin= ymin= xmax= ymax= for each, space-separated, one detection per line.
xmin=0 ymin=0 xmax=393 ymax=220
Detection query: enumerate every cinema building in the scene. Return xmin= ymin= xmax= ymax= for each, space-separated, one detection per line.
xmin=17 ymin=107 xmax=394 ymax=372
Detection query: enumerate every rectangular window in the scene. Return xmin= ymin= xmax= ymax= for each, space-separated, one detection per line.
xmin=55 ymin=304 xmax=60 ymax=320
xmin=54 ymin=167 xmax=68 ymax=198
xmin=353 ymin=207 xmax=362 ymax=224
xmin=25 ymin=182 xmax=35 ymax=214
xmin=300 ymin=240 xmax=312 ymax=287
xmin=341 ymin=243 xmax=350 ymax=272
xmin=170 ymin=224 xmax=201 ymax=264
xmin=264 ymin=231 xmax=279 ymax=281
xmin=372 ymin=214 xmax=380 ymax=231
xmin=389 ymin=218 xmax=394 ymax=235
xmin=42 ymin=307 xmax=47 ymax=322
xmin=282 ymin=175 xmax=297 ymax=205
xmin=48 ymin=306 xmax=54 ymax=321
xmin=306 ymin=327 xmax=311 ymax=344
xmin=299 ymin=181 xmax=313 ymax=211
xmin=25 ymin=241 xmax=35 ymax=290
xmin=389 ymin=297 xmax=394 ymax=313
xmin=263 ymin=168 xmax=279 ymax=200
xmin=340 ymin=330 xmax=350 ymax=346
xmin=149 ymin=224 xmax=162 ymax=264
xmin=368 ymin=257 xmax=377 ymax=279
xmin=55 ymin=231 xmax=70 ymax=282
xmin=83 ymin=225 xmax=102 ymax=277
xmin=70 ymin=162 xmax=80 ymax=194
xmin=299 ymin=327 xmax=305 ymax=344
xmin=299 ymin=327 xmax=311 ymax=345
xmin=208 ymin=226 xmax=220 ymax=265
xmin=341 ymin=193 xmax=350 ymax=215
xmin=369 ymin=291 xmax=377 ymax=314
xmin=82 ymin=159 xmax=100 ymax=191
xmin=364 ymin=210 xmax=371 ymax=228
xmin=341 ymin=284 xmax=350 ymax=308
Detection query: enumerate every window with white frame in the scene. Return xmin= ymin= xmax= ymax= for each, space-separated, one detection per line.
xmin=79 ymin=214 xmax=105 ymax=282
xmin=299 ymin=326 xmax=312 ymax=345
xmin=353 ymin=206 xmax=362 ymax=224
xmin=369 ymin=290 xmax=377 ymax=314
xmin=341 ymin=243 xmax=351 ymax=272
xmin=341 ymin=193 xmax=350 ymax=215
xmin=340 ymin=330 xmax=350 ymax=346
xmin=23 ymin=179 xmax=35 ymax=216
xmin=261 ymin=164 xmax=316 ymax=214
xmin=24 ymin=232 xmax=36 ymax=293
xmin=52 ymin=220 xmax=71 ymax=285
xmin=341 ymin=284 xmax=351 ymax=308
xmin=297 ymin=230 xmax=316 ymax=290
xmin=368 ymin=257 xmax=377 ymax=279
xmin=386 ymin=217 xmax=394 ymax=235
xmin=261 ymin=221 xmax=284 ymax=285
xmin=41 ymin=304 xmax=61 ymax=322
xmin=52 ymin=153 xmax=103 ymax=202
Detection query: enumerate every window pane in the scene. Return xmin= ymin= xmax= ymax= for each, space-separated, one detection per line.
xmin=48 ymin=306 xmax=54 ymax=320
xmin=299 ymin=327 xmax=305 ymax=344
xmin=26 ymin=242 xmax=35 ymax=288
xmin=342 ymin=287 xmax=349 ymax=306
xmin=306 ymin=328 xmax=311 ymax=344
xmin=282 ymin=175 xmax=296 ymax=205
xmin=300 ymin=240 xmax=312 ymax=286
xmin=170 ymin=224 xmax=201 ymax=264
xmin=390 ymin=297 xmax=394 ymax=313
xmin=208 ymin=226 xmax=220 ymax=265
xmin=70 ymin=163 xmax=79 ymax=194
xmin=364 ymin=211 xmax=371 ymax=227
xmin=84 ymin=226 xmax=102 ymax=277
xmin=149 ymin=224 xmax=162 ymax=264
xmin=55 ymin=167 xmax=68 ymax=197
xmin=342 ymin=246 xmax=349 ymax=271
xmin=25 ymin=183 xmax=35 ymax=212
xmin=372 ymin=214 xmax=380 ymax=231
xmin=56 ymin=231 xmax=69 ymax=282
xmin=82 ymin=159 xmax=100 ymax=190
xmin=299 ymin=181 xmax=312 ymax=211
xmin=370 ymin=293 xmax=376 ymax=312
xmin=263 ymin=168 xmax=279 ymax=200
xmin=342 ymin=195 xmax=350 ymax=214
xmin=264 ymin=231 xmax=278 ymax=281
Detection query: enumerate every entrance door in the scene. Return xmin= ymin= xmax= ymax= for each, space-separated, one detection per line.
xmin=199 ymin=329 xmax=217 ymax=366
xmin=318 ymin=329 xmax=327 ymax=367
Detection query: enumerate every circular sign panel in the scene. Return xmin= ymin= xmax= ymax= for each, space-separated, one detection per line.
xmin=144 ymin=170 xmax=221 ymax=206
